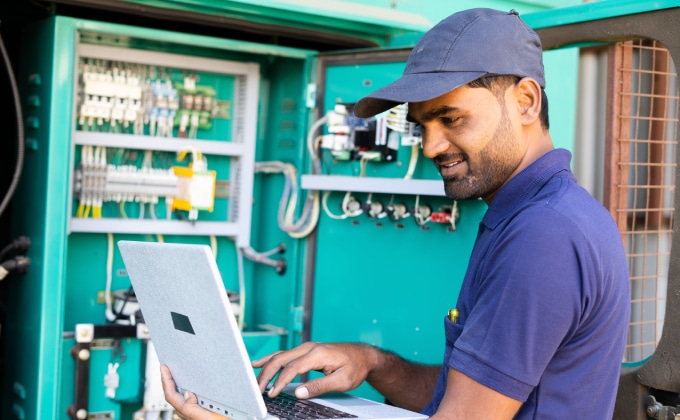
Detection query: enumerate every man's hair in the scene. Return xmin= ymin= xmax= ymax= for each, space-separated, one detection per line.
xmin=468 ymin=75 xmax=549 ymax=130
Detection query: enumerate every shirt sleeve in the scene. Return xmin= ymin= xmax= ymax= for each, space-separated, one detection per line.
xmin=448 ymin=206 xmax=587 ymax=402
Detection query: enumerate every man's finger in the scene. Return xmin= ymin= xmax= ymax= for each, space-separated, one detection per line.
xmin=294 ymin=373 xmax=353 ymax=400
xmin=265 ymin=347 xmax=338 ymax=398
xmin=251 ymin=351 xmax=282 ymax=368
xmin=160 ymin=365 xmax=186 ymax=411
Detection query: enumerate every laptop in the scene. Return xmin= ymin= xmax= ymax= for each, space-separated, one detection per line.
xmin=118 ymin=240 xmax=428 ymax=420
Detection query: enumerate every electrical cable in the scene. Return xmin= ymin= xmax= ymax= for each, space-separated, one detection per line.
xmin=0 ymin=236 xmax=30 ymax=261
xmin=254 ymin=113 xmax=328 ymax=239
xmin=240 ymin=245 xmax=286 ymax=274
xmin=0 ymin=30 xmax=25 ymax=219
xmin=286 ymin=192 xmax=319 ymax=239
xmin=404 ymin=145 xmax=419 ymax=179
xmin=236 ymin=246 xmax=245 ymax=331
xmin=322 ymin=191 xmax=348 ymax=220
xmin=413 ymin=195 xmax=431 ymax=226
xmin=0 ymin=256 xmax=30 ymax=281
xmin=255 ymin=161 xmax=319 ymax=238
xmin=105 ymin=232 xmax=116 ymax=322
xmin=210 ymin=235 xmax=217 ymax=258
xmin=450 ymin=200 xmax=459 ymax=231
xmin=111 ymin=286 xmax=134 ymax=320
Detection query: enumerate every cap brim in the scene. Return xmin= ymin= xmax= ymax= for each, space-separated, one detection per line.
xmin=353 ymin=71 xmax=487 ymax=118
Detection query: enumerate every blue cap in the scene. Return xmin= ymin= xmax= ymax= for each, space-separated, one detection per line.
xmin=354 ymin=8 xmax=545 ymax=118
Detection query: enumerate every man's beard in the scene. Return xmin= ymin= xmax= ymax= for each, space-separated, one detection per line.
xmin=440 ymin=107 xmax=519 ymax=201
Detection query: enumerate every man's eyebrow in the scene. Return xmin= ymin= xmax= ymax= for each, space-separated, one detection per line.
xmin=408 ymin=106 xmax=460 ymax=123
xmin=421 ymin=106 xmax=460 ymax=122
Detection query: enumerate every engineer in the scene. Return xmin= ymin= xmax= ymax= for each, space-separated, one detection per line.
xmin=161 ymin=8 xmax=630 ymax=419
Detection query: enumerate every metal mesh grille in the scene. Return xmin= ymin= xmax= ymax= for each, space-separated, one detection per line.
xmin=607 ymin=40 xmax=679 ymax=362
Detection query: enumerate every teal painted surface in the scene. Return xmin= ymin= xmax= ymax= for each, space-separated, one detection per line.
xmin=249 ymin=55 xmax=314 ymax=350
xmin=88 ymin=340 xmax=144 ymax=409
xmin=75 ymin=18 xmax=316 ymax=59
xmin=310 ymin=58 xmax=490 ymax=401
xmin=543 ymin=47 xmax=579 ymax=152
xmin=121 ymin=0 xmax=431 ymax=46
xmin=60 ymin=338 xmax=145 ymax=419
xmin=8 ymin=15 xmax=316 ymax=419
xmin=2 ymin=0 xmax=643 ymax=416
xmin=523 ymin=0 xmax=680 ymax=29
xmin=310 ymin=197 xmax=486 ymax=402
xmin=4 ymin=17 xmax=75 ymax=420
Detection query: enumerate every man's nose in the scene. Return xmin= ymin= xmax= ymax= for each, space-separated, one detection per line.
xmin=422 ymin=132 xmax=450 ymax=159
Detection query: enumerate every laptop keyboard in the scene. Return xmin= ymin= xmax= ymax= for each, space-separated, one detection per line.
xmin=263 ymin=392 xmax=358 ymax=419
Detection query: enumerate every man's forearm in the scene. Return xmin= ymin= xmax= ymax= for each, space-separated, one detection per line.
xmin=364 ymin=345 xmax=440 ymax=412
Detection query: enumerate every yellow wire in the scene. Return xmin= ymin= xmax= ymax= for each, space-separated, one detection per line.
xmin=359 ymin=156 xmax=370 ymax=177
xmin=83 ymin=205 xmax=91 ymax=218
xmin=76 ymin=204 xmax=84 ymax=218
xmin=119 ymin=201 xmax=128 ymax=219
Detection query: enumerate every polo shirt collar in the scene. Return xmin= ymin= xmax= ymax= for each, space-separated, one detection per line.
xmin=481 ymin=148 xmax=573 ymax=230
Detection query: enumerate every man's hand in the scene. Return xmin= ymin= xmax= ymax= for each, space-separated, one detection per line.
xmin=252 ymin=342 xmax=379 ymax=400
xmin=160 ymin=365 xmax=228 ymax=420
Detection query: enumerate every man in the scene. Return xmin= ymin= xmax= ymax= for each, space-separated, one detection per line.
xmin=161 ymin=8 xmax=630 ymax=419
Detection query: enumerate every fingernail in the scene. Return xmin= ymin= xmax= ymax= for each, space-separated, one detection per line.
xmin=184 ymin=392 xmax=190 ymax=401
xmin=295 ymin=387 xmax=309 ymax=399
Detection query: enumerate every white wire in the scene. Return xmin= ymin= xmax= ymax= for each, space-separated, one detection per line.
xmin=236 ymin=246 xmax=245 ymax=331
xmin=404 ymin=145 xmax=419 ymax=179
xmin=341 ymin=191 xmax=363 ymax=217
xmin=450 ymin=200 xmax=459 ymax=231
xmin=413 ymin=195 xmax=431 ymax=226
xmin=322 ymin=191 xmax=348 ymax=220
xmin=287 ymin=191 xmax=320 ymax=238
xmin=105 ymin=232 xmax=116 ymax=322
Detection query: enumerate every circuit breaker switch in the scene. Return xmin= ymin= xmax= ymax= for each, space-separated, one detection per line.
xmin=417 ymin=204 xmax=432 ymax=219
xmin=389 ymin=203 xmax=410 ymax=221
xmin=366 ymin=201 xmax=385 ymax=219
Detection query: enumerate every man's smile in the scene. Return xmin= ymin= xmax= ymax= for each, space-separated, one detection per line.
xmin=438 ymin=157 xmax=466 ymax=177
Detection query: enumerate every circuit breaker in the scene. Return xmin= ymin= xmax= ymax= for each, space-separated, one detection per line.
xmin=70 ymin=42 xmax=259 ymax=247
xmin=7 ymin=10 xmax=486 ymax=420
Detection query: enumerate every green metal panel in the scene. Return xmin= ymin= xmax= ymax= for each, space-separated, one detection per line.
xmin=119 ymin=0 xmax=432 ymax=45
xmin=249 ymin=53 xmax=315 ymax=351
xmin=4 ymin=0 xmax=656 ymax=417
xmin=523 ymin=0 xmax=680 ymax=29
xmin=308 ymin=57 xmax=489 ymax=402
xmin=6 ymin=17 xmax=76 ymax=420
xmin=8 ymin=14 xmax=317 ymax=419
xmin=542 ymin=47 xmax=579 ymax=152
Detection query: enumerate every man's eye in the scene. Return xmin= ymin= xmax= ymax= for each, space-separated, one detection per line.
xmin=442 ymin=117 xmax=459 ymax=125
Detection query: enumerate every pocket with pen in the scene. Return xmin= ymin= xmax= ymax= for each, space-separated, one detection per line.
xmin=442 ymin=315 xmax=464 ymax=362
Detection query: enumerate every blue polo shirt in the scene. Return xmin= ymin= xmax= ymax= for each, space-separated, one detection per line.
xmin=421 ymin=149 xmax=630 ymax=418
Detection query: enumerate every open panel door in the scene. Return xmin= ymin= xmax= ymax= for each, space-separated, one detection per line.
xmin=529 ymin=4 xmax=680 ymax=419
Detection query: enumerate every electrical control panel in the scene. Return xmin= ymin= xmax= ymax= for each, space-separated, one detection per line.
xmin=70 ymin=43 xmax=259 ymax=247
xmin=5 ymin=9 xmax=488 ymax=420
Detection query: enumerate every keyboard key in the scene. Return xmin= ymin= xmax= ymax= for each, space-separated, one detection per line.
xmin=263 ymin=392 xmax=358 ymax=419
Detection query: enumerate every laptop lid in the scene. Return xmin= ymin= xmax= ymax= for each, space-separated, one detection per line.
xmin=118 ymin=240 xmax=267 ymax=419
xmin=119 ymin=240 xmax=428 ymax=420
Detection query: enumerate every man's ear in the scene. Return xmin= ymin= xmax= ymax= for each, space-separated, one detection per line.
xmin=514 ymin=77 xmax=542 ymax=126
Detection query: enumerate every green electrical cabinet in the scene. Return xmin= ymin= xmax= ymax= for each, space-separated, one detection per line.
xmin=6 ymin=1 xmax=679 ymax=419
xmin=4 ymin=10 xmax=487 ymax=419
